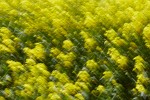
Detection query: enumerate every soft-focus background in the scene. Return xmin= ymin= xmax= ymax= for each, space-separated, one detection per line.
xmin=0 ymin=0 xmax=150 ymax=100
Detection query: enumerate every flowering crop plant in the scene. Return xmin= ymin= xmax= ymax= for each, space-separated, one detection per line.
xmin=0 ymin=0 xmax=150 ymax=100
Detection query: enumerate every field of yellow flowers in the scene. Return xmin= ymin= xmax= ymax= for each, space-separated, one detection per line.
xmin=0 ymin=0 xmax=150 ymax=100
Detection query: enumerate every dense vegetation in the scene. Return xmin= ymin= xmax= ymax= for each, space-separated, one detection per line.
xmin=0 ymin=0 xmax=150 ymax=100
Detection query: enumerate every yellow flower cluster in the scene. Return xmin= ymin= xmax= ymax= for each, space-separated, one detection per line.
xmin=62 ymin=39 xmax=74 ymax=50
xmin=133 ymin=56 xmax=145 ymax=73
xmin=56 ymin=52 xmax=76 ymax=68
xmin=143 ymin=24 xmax=150 ymax=48
xmin=86 ymin=59 xmax=98 ymax=71
xmin=0 ymin=27 xmax=15 ymax=53
xmin=102 ymin=71 xmax=113 ymax=80
xmin=132 ymin=56 xmax=149 ymax=94
xmin=96 ymin=85 xmax=105 ymax=94
xmin=1 ymin=0 xmax=150 ymax=99
xmin=107 ymin=48 xmax=128 ymax=69
xmin=24 ymin=43 xmax=45 ymax=60
xmin=79 ymin=31 xmax=97 ymax=52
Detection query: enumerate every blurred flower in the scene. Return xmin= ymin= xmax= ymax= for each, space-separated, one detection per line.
xmin=75 ymin=93 xmax=85 ymax=100
xmin=77 ymin=71 xmax=90 ymax=82
xmin=102 ymin=71 xmax=113 ymax=79
xmin=86 ymin=59 xmax=98 ymax=71
xmin=96 ymin=85 xmax=105 ymax=94
xmin=63 ymin=39 xmax=74 ymax=50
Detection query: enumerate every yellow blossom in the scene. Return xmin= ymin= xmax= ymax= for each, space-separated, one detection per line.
xmin=8 ymin=9 xmax=18 ymax=16
xmin=77 ymin=71 xmax=90 ymax=82
xmin=0 ymin=96 xmax=5 ymax=100
xmin=84 ymin=38 xmax=97 ymax=51
xmin=75 ymin=93 xmax=85 ymax=100
xmin=0 ymin=44 xmax=11 ymax=52
xmin=111 ymin=79 xmax=118 ymax=86
xmin=86 ymin=59 xmax=98 ymax=71
xmin=136 ymin=74 xmax=149 ymax=84
xmin=107 ymin=47 xmax=128 ymax=69
xmin=84 ymin=12 xmax=96 ymax=27
xmin=57 ymin=52 xmax=75 ymax=62
xmin=32 ymin=43 xmax=45 ymax=60
xmin=36 ymin=76 xmax=47 ymax=86
xmin=142 ymin=24 xmax=150 ymax=48
xmin=63 ymin=61 xmax=73 ymax=68
xmin=129 ymin=42 xmax=138 ymax=51
xmin=62 ymin=39 xmax=74 ymax=50
xmin=2 ymin=39 xmax=15 ymax=52
xmin=48 ymin=82 xmax=56 ymax=92
xmin=104 ymin=29 xmax=118 ymax=41
xmin=0 ymin=27 xmax=12 ymax=39
xmin=63 ymin=83 xmax=79 ymax=95
xmin=51 ymin=70 xmax=61 ymax=78
xmin=48 ymin=93 xmax=61 ymax=100
xmin=4 ymin=88 xmax=11 ymax=97
xmin=96 ymin=46 xmax=102 ymax=52
xmin=135 ymin=84 xmax=146 ymax=93
xmin=117 ymin=56 xmax=128 ymax=69
xmin=23 ymin=84 xmax=34 ymax=91
xmin=79 ymin=31 xmax=89 ymax=39
xmin=6 ymin=60 xmax=25 ymax=72
xmin=36 ymin=96 xmax=45 ymax=100
xmin=50 ymin=47 xmax=61 ymax=57
xmin=25 ymin=58 xmax=36 ymax=66
xmin=102 ymin=71 xmax=113 ymax=79
xmin=96 ymin=85 xmax=105 ymax=94
xmin=58 ymin=73 xmax=70 ymax=83
xmin=37 ymin=86 xmax=47 ymax=94
xmin=134 ymin=55 xmax=144 ymax=63
xmin=112 ymin=37 xmax=127 ymax=46
xmin=52 ymin=39 xmax=60 ymax=45
xmin=75 ymin=82 xmax=90 ymax=92
xmin=20 ymin=89 xmax=33 ymax=97
xmin=133 ymin=56 xmax=145 ymax=74
xmin=35 ymin=63 xmax=48 ymax=70
xmin=24 ymin=43 xmax=45 ymax=60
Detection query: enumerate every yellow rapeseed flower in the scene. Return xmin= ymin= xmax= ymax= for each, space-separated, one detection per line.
xmin=0 ymin=27 xmax=12 ymax=39
xmin=77 ymin=71 xmax=90 ymax=82
xmin=75 ymin=93 xmax=85 ymax=100
xmin=25 ymin=58 xmax=36 ymax=66
xmin=75 ymin=82 xmax=90 ymax=92
xmin=105 ymin=29 xmax=118 ymax=41
xmin=24 ymin=43 xmax=45 ymax=60
xmin=133 ymin=56 xmax=145 ymax=74
xmin=48 ymin=93 xmax=61 ymax=100
xmin=135 ymin=84 xmax=146 ymax=93
xmin=79 ymin=31 xmax=89 ymax=39
xmin=84 ymin=38 xmax=97 ymax=51
xmin=0 ymin=44 xmax=11 ymax=52
xmin=4 ymin=88 xmax=11 ymax=97
xmin=84 ymin=12 xmax=96 ymax=27
xmin=102 ymin=71 xmax=113 ymax=79
xmin=96 ymin=85 xmax=105 ymax=94
xmin=36 ymin=76 xmax=47 ymax=86
xmin=35 ymin=96 xmax=45 ymax=100
xmin=0 ymin=96 xmax=5 ymax=100
xmin=2 ymin=39 xmax=15 ymax=52
xmin=50 ymin=47 xmax=61 ymax=57
xmin=63 ymin=83 xmax=79 ymax=95
xmin=136 ymin=74 xmax=149 ymax=84
xmin=86 ymin=59 xmax=98 ymax=71
xmin=63 ymin=61 xmax=73 ymax=68
xmin=62 ymin=39 xmax=74 ymax=50
xmin=143 ymin=24 xmax=150 ymax=49
xmin=6 ymin=60 xmax=25 ymax=72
